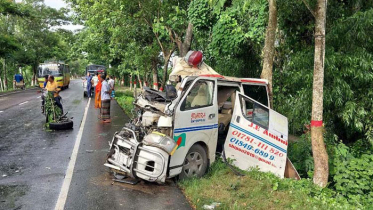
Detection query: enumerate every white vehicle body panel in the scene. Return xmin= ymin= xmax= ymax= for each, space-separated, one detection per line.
xmin=169 ymin=77 xmax=218 ymax=175
xmin=224 ymin=92 xmax=288 ymax=177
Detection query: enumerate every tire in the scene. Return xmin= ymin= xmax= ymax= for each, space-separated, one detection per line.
xmin=83 ymin=91 xmax=87 ymax=97
xmin=49 ymin=120 xmax=73 ymax=130
xmin=178 ymin=144 xmax=208 ymax=180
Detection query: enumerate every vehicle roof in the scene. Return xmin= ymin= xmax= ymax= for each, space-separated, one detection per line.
xmin=87 ymin=64 xmax=106 ymax=68
xmin=194 ymin=74 xmax=269 ymax=85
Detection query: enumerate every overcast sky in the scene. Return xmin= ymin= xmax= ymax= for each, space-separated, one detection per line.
xmin=16 ymin=0 xmax=84 ymax=31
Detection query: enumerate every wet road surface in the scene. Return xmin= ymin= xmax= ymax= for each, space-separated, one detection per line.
xmin=0 ymin=80 xmax=191 ymax=210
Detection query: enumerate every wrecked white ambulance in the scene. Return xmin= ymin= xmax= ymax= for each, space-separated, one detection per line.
xmin=105 ymin=51 xmax=294 ymax=183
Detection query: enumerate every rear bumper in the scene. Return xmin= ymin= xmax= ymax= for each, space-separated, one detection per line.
xmin=105 ymin=128 xmax=169 ymax=183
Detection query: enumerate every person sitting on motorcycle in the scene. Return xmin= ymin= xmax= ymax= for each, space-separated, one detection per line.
xmin=45 ymin=75 xmax=63 ymax=114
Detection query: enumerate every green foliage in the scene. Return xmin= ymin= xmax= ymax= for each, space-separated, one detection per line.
xmin=179 ymin=159 xmax=354 ymax=209
xmin=115 ymin=90 xmax=135 ymax=118
xmin=328 ymin=140 xmax=373 ymax=207
xmin=45 ymin=92 xmax=62 ymax=125
xmin=287 ymin=135 xmax=314 ymax=178
xmin=274 ymin=7 xmax=373 ymax=148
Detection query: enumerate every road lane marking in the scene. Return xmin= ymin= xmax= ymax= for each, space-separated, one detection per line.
xmin=54 ymin=97 xmax=91 ymax=210
xmin=19 ymin=101 xmax=28 ymax=105
xmin=0 ymin=111 xmax=3 ymax=113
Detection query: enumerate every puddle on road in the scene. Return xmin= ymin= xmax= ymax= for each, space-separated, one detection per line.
xmin=0 ymin=184 xmax=28 ymax=210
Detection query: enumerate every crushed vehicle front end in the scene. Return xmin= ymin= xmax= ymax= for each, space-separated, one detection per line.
xmin=104 ymin=87 xmax=178 ymax=183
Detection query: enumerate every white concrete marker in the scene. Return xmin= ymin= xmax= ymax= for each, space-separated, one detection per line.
xmin=19 ymin=101 xmax=28 ymax=105
xmin=37 ymin=96 xmax=41 ymax=98
xmin=54 ymin=98 xmax=91 ymax=210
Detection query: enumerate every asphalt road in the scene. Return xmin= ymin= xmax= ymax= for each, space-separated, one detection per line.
xmin=0 ymin=80 xmax=191 ymax=210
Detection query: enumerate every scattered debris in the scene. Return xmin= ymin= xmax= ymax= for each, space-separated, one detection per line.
xmin=203 ymin=202 xmax=221 ymax=210
xmin=2 ymin=174 xmax=7 ymax=177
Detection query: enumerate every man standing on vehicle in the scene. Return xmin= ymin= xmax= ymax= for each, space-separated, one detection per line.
xmin=46 ymin=75 xmax=63 ymax=114
xmin=86 ymin=72 xmax=93 ymax=98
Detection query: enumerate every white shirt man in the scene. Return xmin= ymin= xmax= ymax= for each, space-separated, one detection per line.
xmin=92 ymin=75 xmax=99 ymax=87
xmin=101 ymin=80 xmax=111 ymax=100
xmin=108 ymin=77 xmax=114 ymax=90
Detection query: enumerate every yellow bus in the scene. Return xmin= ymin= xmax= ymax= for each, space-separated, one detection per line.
xmin=37 ymin=62 xmax=70 ymax=89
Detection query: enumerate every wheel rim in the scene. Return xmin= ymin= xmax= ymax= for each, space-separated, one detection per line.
xmin=183 ymin=152 xmax=204 ymax=177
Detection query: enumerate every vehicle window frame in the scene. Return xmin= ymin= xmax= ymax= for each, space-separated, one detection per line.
xmin=241 ymin=84 xmax=269 ymax=108
xmin=239 ymin=95 xmax=269 ymax=130
xmin=180 ymin=79 xmax=215 ymax=111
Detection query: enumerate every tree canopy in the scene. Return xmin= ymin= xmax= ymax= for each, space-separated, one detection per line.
xmin=2 ymin=0 xmax=373 ymax=206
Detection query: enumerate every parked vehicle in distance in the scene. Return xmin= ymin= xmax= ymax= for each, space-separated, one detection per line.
xmin=83 ymin=64 xmax=106 ymax=97
xmin=37 ymin=61 xmax=70 ymax=89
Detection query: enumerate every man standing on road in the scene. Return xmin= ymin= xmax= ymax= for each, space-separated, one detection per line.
xmin=86 ymin=73 xmax=93 ymax=98
xmin=100 ymin=74 xmax=111 ymax=123
xmin=92 ymin=72 xmax=99 ymax=98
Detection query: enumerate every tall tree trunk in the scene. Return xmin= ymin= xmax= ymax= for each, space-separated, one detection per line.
xmin=31 ymin=64 xmax=37 ymax=87
xmin=137 ymin=73 xmax=143 ymax=89
xmin=162 ymin=52 xmax=172 ymax=90
xmin=311 ymin=0 xmax=328 ymax=188
xmin=151 ymin=57 xmax=159 ymax=90
xmin=0 ymin=76 xmax=3 ymax=92
xmin=129 ymin=74 xmax=132 ymax=91
xmin=260 ymin=0 xmax=277 ymax=108
xmin=152 ymin=64 xmax=158 ymax=90
xmin=3 ymin=59 xmax=8 ymax=90
xmin=180 ymin=22 xmax=193 ymax=57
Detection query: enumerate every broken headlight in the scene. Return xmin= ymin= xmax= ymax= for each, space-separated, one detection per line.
xmin=143 ymin=132 xmax=178 ymax=155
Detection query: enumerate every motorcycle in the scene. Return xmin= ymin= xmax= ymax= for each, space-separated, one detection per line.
xmin=42 ymin=89 xmax=73 ymax=130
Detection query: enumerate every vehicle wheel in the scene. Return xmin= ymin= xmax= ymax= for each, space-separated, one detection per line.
xmin=49 ymin=120 xmax=73 ymax=130
xmin=83 ymin=92 xmax=87 ymax=97
xmin=179 ymin=144 xmax=208 ymax=180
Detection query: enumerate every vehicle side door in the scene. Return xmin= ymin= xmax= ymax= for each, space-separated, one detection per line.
xmin=224 ymin=92 xmax=288 ymax=177
xmin=169 ymin=77 xmax=218 ymax=176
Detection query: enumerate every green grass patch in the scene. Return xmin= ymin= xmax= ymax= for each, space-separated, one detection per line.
xmin=178 ymin=159 xmax=355 ymax=210
xmin=115 ymin=88 xmax=135 ymax=118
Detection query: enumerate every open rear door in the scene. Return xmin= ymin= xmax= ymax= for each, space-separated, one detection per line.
xmin=223 ymin=92 xmax=288 ymax=178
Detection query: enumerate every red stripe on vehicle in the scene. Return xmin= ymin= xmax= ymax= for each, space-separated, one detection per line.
xmin=241 ymin=79 xmax=266 ymax=84
xmin=199 ymin=74 xmax=224 ymax=78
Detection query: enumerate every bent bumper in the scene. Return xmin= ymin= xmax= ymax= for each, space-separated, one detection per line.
xmin=105 ymin=128 xmax=169 ymax=183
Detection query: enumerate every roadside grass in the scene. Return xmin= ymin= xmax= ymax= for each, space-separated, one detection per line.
xmin=178 ymin=159 xmax=354 ymax=210
xmin=115 ymin=87 xmax=135 ymax=118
